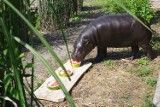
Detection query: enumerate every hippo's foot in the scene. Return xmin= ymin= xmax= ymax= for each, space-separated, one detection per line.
xmin=129 ymin=45 xmax=139 ymax=60
xmin=126 ymin=56 xmax=138 ymax=60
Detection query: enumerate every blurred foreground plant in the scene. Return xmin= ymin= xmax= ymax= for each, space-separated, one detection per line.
xmin=0 ymin=0 xmax=75 ymax=107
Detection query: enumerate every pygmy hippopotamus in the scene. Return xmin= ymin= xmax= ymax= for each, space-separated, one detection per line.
xmin=71 ymin=14 xmax=154 ymax=62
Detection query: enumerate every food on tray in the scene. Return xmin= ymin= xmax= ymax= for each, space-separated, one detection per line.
xmin=58 ymin=68 xmax=73 ymax=77
xmin=47 ymin=80 xmax=60 ymax=90
xmin=71 ymin=59 xmax=81 ymax=68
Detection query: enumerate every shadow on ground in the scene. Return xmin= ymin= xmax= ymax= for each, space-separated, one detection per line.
xmin=83 ymin=45 xmax=160 ymax=65
xmin=82 ymin=6 xmax=102 ymax=11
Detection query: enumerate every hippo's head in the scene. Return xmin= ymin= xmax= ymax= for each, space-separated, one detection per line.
xmin=71 ymin=33 xmax=95 ymax=62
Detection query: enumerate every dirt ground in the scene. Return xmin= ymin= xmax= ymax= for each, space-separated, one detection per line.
xmin=37 ymin=48 xmax=160 ymax=107
xmin=24 ymin=0 xmax=160 ymax=106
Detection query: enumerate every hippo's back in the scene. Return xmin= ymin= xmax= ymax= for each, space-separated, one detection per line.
xmin=90 ymin=14 xmax=136 ymax=36
xmin=87 ymin=14 xmax=151 ymax=47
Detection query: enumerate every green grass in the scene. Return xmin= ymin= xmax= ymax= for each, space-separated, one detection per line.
xmin=105 ymin=60 xmax=113 ymax=66
xmin=151 ymin=37 xmax=160 ymax=49
xmin=138 ymin=59 xmax=150 ymax=66
xmin=70 ymin=16 xmax=82 ymax=22
xmin=141 ymin=93 xmax=153 ymax=107
xmin=84 ymin=0 xmax=108 ymax=8
xmin=127 ymin=67 xmax=154 ymax=77
xmin=126 ymin=65 xmax=157 ymax=87
xmin=126 ymin=66 xmax=156 ymax=106
xmin=105 ymin=59 xmax=118 ymax=69
xmin=146 ymin=77 xmax=157 ymax=87
xmin=35 ymin=80 xmax=44 ymax=90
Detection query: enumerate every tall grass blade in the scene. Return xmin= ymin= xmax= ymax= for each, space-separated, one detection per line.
xmin=14 ymin=36 xmax=75 ymax=107
xmin=24 ymin=85 xmax=42 ymax=107
xmin=2 ymin=0 xmax=75 ymax=106
xmin=48 ymin=2 xmax=72 ymax=64
xmin=0 ymin=18 xmax=26 ymax=107
xmin=31 ymin=51 xmax=35 ymax=106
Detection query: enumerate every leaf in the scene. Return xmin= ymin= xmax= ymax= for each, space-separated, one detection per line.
xmin=0 ymin=17 xmax=26 ymax=107
xmin=3 ymin=49 xmax=8 ymax=56
xmin=16 ymin=53 xmax=25 ymax=60
xmin=3 ymin=74 xmax=13 ymax=91
xmin=23 ymin=62 xmax=34 ymax=68
xmin=8 ymin=86 xmax=19 ymax=100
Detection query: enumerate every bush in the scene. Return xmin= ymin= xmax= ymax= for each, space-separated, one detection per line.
xmin=106 ymin=0 xmax=155 ymax=23
xmin=105 ymin=0 xmax=129 ymax=13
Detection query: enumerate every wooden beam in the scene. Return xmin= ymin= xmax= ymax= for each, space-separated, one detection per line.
xmin=34 ymin=60 xmax=92 ymax=102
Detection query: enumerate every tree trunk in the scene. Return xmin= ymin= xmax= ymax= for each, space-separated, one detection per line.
xmin=77 ymin=0 xmax=83 ymax=12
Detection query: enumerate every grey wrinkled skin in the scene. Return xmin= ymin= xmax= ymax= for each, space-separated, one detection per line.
xmin=72 ymin=14 xmax=154 ymax=62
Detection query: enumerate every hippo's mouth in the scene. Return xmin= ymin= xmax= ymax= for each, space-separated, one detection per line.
xmin=71 ymin=57 xmax=84 ymax=62
xmin=71 ymin=54 xmax=85 ymax=62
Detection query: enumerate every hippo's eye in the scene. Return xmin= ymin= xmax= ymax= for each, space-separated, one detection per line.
xmin=85 ymin=39 xmax=90 ymax=45
xmin=87 ymin=40 xmax=90 ymax=44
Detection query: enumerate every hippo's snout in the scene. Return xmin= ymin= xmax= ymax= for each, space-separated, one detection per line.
xmin=71 ymin=52 xmax=83 ymax=62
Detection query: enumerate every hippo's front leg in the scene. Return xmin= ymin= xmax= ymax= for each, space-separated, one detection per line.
xmin=94 ymin=46 xmax=107 ymax=62
xmin=130 ymin=45 xmax=139 ymax=60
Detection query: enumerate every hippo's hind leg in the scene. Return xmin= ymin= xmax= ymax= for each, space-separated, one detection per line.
xmin=140 ymin=44 xmax=154 ymax=60
xmin=94 ymin=46 xmax=107 ymax=63
xmin=130 ymin=45 xmax=139 ymax=60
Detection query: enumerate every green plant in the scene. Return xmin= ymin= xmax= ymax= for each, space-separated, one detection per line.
xmin=146 ymin=77 xmax=157 ymax=87
xmin=105 ymin=60 xmax=113 ymax=66
xmin=70 ymin=16 xmax=82 ymax=22
xmin=151 ymin=37 xmax=160 ymax=49
xmin=0 ymin=0 xmax=75 ymax=107
xmin=129 ymin=0 xmax=155 ymax=22
xmin=127 ymin=68 xmax=154 ymax=77
xmin=138 ymin=59 xmax=149 ymax=66
xmin=35 ymin=12 xmax=41 ymax=30
xmin=105 ymin=60 xmax=117 ymax=69
xmin=35 ymin=80 xmax=44 ymax=90
xmin=106 ymin=0 xmax=155 ymax=23
xmin=0 ymin=0 xmax=36 ymax=106
xmin=136 ymin=68 xmax=153 ymax=77
xmin=105 ymin=0 xmax=128 ymax=13
xmin=142 ymin=93 xmax=153 ymax=107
